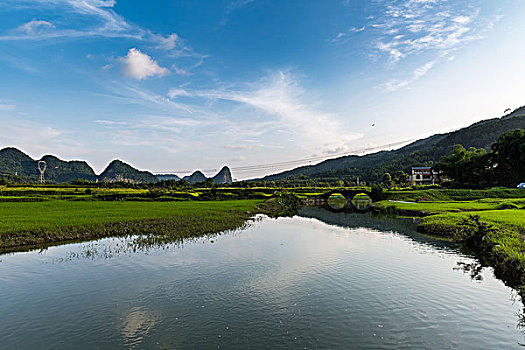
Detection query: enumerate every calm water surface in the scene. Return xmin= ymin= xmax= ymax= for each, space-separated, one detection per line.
xmin=1 ymin=208 xmax=523 ymax=349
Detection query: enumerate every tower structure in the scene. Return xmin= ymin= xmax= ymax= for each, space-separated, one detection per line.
xmin=38 ymin=160 xmax=47 ymax=184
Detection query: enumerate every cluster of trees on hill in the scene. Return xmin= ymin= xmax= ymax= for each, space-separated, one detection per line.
xmin=381 ymin=171 xmax=409 ymax=188
xmin=435 ymin=129 xmax=525 ymax=188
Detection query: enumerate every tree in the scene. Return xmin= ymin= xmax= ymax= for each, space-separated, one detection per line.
xmin=175 ymin=179 xmax=192 ymax=189
xmin=204 ymin=178 xmax=216 ymax=188
xmin=435 ymin=145 xmax=488 ymax=188
xmin=382 ymin=173 xmax=392 ymax=188
xmin=393 ymin=170 xmax=409 ymax=185
xmin=489 ymin=129 xmax=525 ymax=187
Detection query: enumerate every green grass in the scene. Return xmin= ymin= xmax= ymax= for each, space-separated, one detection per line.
xmin=0 ymin=200 xmax=262 ymax=250
xmin=375 ymin=198 xmax=525 ymax=215
xmin=0 ymin=185 xmax=149 ymax=196
xmin=385 ymin=188 xmax=525 ymax=202
xmin=419 ymin=210 xmax=525 ymax=233
xmin=419 ymin=210 xmax=525 ymax=267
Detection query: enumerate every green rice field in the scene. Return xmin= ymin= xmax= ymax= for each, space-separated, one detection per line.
xmin=0 ymin=200 xmax=262 ymax=251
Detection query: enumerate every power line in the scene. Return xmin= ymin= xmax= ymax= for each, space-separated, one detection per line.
xmin=232 ymin=139 xmax=415 ymax=172
xmin=154 ymin=137 xmax=417 ymax=175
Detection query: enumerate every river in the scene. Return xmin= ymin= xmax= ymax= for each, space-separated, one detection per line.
xmin=0 ymin=207 xmax=523 ymax=349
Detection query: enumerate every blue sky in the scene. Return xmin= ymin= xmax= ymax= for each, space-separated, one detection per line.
xmin=1 ymin=0 xmax=524 ymax=179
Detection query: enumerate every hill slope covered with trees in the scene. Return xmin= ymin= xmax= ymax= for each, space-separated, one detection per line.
xmin=261 ymin=108 xmax=525 ymax=184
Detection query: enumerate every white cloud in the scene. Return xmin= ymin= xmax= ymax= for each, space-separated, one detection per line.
xmin=192 ymin=71 xmax=363 ymax=153
xmin=332 ymin=26 xmax=365 ymax=43
xmin=98 ymin=81 xmax=196 ymax=115
xmin=453 ymin=16 xmax=471 ymax=24
xmin=0 ymin=1 xmax=206 ymax=79
xmin=222 ymin=144 xmax=253 ymax=150
xmin=0 ymin=0 xmax=188 ymax=52
xmin=171 ymin=64 xmax=191 ymax=76
xmin=348 ymin=1 xmax=502 ymax=90
xmin=134 ymin=116 xmax=205 ymax=132
xmin=153 ymin=33 xmax=179 ymax=50
xmin=228 ymin=0 xmax=255 ymax=10
xmin=167 ymin=88 xmax=190 ymax=99
xmin=18 ymin=20 xmax=55 ymax=34
xmin=351 ymin=26 xmax=366 ymax=33
xmin=384 ymin=60 xmax=436 ymax=91
xmin=0 ymin=0 xmax=135 ymax=40
xmin=94 ymin=114 xmax=213 ymax=154
xmin=94 ymin=119 xmax=127 ymax=125
xmin=363 ymin=1 xmax=496 ymax=63
xmin=120 ymin=48 xmax=169 ymax=80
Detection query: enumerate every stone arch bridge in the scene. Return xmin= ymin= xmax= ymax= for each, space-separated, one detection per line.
xmin=302 ymin=189 xmax=375 ymax=211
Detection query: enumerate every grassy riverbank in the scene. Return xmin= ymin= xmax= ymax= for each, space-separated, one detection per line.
xmin=373 ymin=196 xmax=525 ymax=244
xmin=0 ymin=200 xmax=262 ymax=252
xmin=375 ymin=198 xmax=525 ymax=215
xmin=373 ymin=192 xmax=525 ymax=289
xmin=384 ymin=188 xmax=525 ymax=202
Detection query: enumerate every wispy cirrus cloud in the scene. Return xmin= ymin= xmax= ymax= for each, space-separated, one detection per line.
xmin=369 ymin=0 xmax=491 ymax=63
xmin=332 ymin=26 xmax=366 ymax=43
xmin=334 ymin=0 xmax=503 ymax=91
xmin=96 ymin=115 xmax=207 ymax=132
xmin=218 ymin=0 xmax=257 ymax=28
xmin=383 ymin=60 xmax=436 ymax=91
xmin=221 ymin=144 xmax=253 ymax=150
xmin=97 ymin=81 xmax=195 ymax=114
xmin=183 ymin=71 xmax=363 ymax=154
xmin=228 ymin=0 xmax=256 ymax=10
xmin=96 ymin=70 xmax=363 ymax=156
xmin=167 ymin=88 xmax=191 ymax=99
xmin=94 ymin=115 xmax=212 ymax=152
xmin=0 ymin=0 xmax=186 ymax=53
xmin=17 ymin=20 xmax=55 ymax=35
xmin=0 ymin=0 xmax=136 ymax=40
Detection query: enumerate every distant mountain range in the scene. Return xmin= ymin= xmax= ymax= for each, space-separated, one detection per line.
xmin=2 ymin=106 xmax=523 ymax=185
xmin=0 ymin=148 xmax=232 ymax=184
xmin=260 ymin=106 xmax=525 ymax=183
xmin=181 ymin=167 xmax=233 ymax=184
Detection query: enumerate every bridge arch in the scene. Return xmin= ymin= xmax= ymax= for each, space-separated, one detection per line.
xmin=321 ymin=190 xmax=374 ymax=211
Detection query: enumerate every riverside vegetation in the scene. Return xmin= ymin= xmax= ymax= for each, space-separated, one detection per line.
xmin=0 ymin=184 xmax=308 ymax=253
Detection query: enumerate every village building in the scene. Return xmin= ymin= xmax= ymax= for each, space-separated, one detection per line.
xmin=409 ymin=167 xmax=443 ymax=186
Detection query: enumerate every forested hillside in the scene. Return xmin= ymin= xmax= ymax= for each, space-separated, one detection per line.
xmin=261 ymin=108 xmax=525 ymax=183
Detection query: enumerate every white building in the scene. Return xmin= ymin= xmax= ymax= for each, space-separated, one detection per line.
xmin=410 ymin=167 xmax=443 ymax=186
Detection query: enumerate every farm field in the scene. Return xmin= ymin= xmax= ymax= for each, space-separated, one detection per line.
xmin=0 ymin=200 xmax=261 ymax=251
